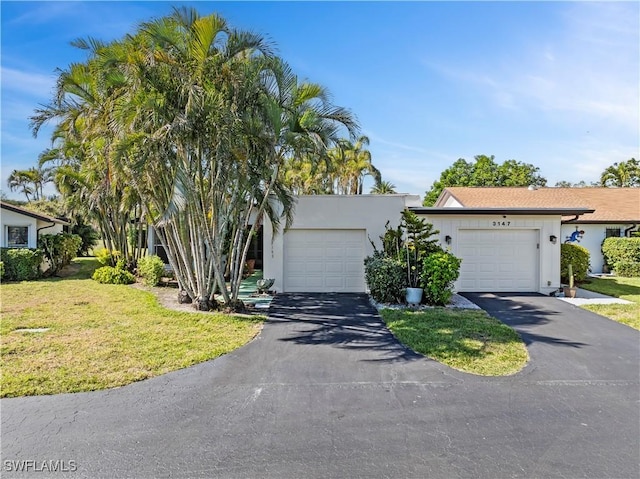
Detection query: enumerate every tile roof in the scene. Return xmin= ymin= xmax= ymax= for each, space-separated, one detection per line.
xmin=0 ymin=201 xmax=70 ymax=225
xmin=436 ymin=187 xmax=640 ymax=223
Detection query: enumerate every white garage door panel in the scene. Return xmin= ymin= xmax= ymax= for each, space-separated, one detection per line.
xmin=284 ymin=229 xmax=366 ymax=292
xmin=458 ymin=229 xmax=538 ymax=292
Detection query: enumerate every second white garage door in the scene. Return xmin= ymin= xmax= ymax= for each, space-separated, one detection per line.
xmin=457 ymin=229 xmax=539 ymax=292
xmin=283 ymin=229 xmax=366 ymax=292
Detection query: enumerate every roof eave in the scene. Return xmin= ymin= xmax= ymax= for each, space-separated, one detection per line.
xmin=0 ymin=202 xmax=70 ymax=225
xmin=409 ymin=207 xmax=596 ymax=216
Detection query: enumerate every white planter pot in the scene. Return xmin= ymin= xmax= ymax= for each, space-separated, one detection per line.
xmin=406 ymin=287 xmax=423 ymax=306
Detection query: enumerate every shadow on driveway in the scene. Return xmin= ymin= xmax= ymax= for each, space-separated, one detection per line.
xmin=462 ymin=292 xmax=639 ymax=381
xmin=268 ymin=293 xmax=423 ymax=363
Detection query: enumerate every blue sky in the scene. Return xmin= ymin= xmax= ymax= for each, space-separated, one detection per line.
xmin=2 ymin=1 xmax=639 ymax=200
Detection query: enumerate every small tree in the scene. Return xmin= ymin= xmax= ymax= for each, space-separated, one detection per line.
xmin=400 ymin=210 xmax=441 ymax=289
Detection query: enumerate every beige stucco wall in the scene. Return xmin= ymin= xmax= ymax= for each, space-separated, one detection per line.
xmin=415 ymin=214 xmax=562 ymax=295
xmin=263 ymin=194 xmax=421 ymax=293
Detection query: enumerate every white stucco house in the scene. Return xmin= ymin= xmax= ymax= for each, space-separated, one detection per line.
xmin=435 ymin=187 xmax=640 ymax=275
xmin=262 ymin=194 xmax=594 ymax=296
xmin=1 ymin=201 xmax=68 ymax=249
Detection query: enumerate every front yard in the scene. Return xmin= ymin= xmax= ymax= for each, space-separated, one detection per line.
xmin=1 ymin=258 xmax=264 ymax=398
xmin=579 ymin=276 xmax=640 ymax=330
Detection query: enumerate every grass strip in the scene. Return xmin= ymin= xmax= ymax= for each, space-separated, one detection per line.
xmin=579 ymin=276 xmax=640 ymax=330
xmin=380 ymin=308 xmax=528 ymax=376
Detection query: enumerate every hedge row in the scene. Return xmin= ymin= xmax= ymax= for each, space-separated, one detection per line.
xmin=602 ymin=237 xmax=640 ymax=277
xmin=0 ymin=248 xmax=43 ymax=281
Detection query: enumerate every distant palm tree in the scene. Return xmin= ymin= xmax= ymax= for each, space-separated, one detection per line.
xmin=370 ymin=180 xmax=397 ymax=194
xmin=7 ymin=170 xmax=35 ymax=201
xmin=600 ymin=158 xmax=640 ymax=187
xmin=6 ymin=166 xmax=53 ymax=201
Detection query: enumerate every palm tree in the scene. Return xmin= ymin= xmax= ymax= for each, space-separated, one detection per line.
xmin=371 ymin=180 xmax=397 ymax=194
xmin=7 ymin=170 xmax=35 ymax=201
xmin=600 ymin=159 xmax=640 ymax=187
xmin=330 ymin=135 xmax=381 ymax=194
xmin=31 ymin=8 xmax=358 ymax=310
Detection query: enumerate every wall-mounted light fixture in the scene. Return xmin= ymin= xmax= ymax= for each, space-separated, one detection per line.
xmin=445 ymin=235 xmax=452 ymax=245
xmin=549 ymin=235 xmax=557 ymax=244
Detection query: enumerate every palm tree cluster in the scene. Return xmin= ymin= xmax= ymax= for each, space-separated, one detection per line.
xmin=7 ymin=165 xmax=54 ymax=201
xmin=31 ymin=8 xmax=359 ymax=310
xmin=283 ymin=135 xmax=387 ymax=195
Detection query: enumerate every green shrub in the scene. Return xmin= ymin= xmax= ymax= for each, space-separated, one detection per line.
xmin=95 ymin=247 xmax=120 ymax=266
xmin=137 ymin=255 xmax=165 ymax=286
xmin=71 ymin=221 xmax=99 ymax=256
xmin=38 ymin=233 xmax=82 ymax=275
xmin=613 ymin=261 xmax=640 ymax=278
xmin=560 ymin=243 xmax=590 ymax=283
xmin=364 ymin=253 xmax=407 ymax=304
xmin=602 ymin=237 xmax=640 ymax=268
xmin=0 ymin=248 xmax=43 ymax=281
xmin=421 ymin=251 xmax=461 ymax=306
xmin=92 ymin=264 xmax=135 ymax=285
xmin=0 ymin=261 xmax=5 ymax=279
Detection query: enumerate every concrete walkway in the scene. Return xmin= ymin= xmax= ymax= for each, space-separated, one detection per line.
xmin=557 ymin=287 xmax=634 ymax=306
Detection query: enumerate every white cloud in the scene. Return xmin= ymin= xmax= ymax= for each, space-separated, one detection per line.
xmin=2 ymin=67 xmax=56 ymax=98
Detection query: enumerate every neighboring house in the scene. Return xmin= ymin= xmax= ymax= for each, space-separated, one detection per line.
xmin=435 ymin=187 xmax=640 ymax=274
xmin=1 ymin=201 xmax=69 ymax=249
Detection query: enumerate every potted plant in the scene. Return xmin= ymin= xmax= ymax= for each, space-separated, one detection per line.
xmin=563 ymin=263 xmax=577 ymax=298
xmin=405 ymin=243 xmax=423 ymax=306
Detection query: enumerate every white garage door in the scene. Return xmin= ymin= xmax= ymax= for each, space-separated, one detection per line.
xmin=284 ymin=229 xmax=366 ymax=292
xmin=457 ymin=229 xmax=539 ymax=292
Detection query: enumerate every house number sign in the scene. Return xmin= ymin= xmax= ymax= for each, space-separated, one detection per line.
xmin=492 ymin=220 xmax=511 ymax=227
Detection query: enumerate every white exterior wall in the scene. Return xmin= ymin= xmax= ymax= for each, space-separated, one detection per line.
xmin=263 ymin=195 xmax=421 ymax=293
xmin=416 ymin=214 xmax=562 ymax=295
xmin=1 ymin=209 xmax=38 ymax=247
xmin=561 ymin=223 xmax=637 ymax=274
xmin=1 ymin=210 xmax=64 ymax=249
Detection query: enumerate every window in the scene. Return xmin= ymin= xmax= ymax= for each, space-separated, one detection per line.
xmin=7 ymin=226 xmax=29 ymax=247
xmin=605 ymin=228 xmax=621 ymax=238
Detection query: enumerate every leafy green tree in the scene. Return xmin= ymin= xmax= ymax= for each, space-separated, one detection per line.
xmin=600 ymin=158 xmax=640 ymax=187
xmin=423 ymin=154 xmax=547 ymax=206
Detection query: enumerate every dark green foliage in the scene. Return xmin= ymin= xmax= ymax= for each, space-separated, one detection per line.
xmin=0 ymin=261 xmax=4 ymax=279
xmin=421 ymin=252 xmax=462 ymax=306
xmin=137 ymin=255 xmax=165 ymax=286
xmin=0 ymin=248 xmax=43 ymax=281
xmin=71 ymin=220 xmax=99 ymax=256
xmin=92 ymin=261 xmax=136 ymax=285
xmin=38 ymin=233 xmax=82 ymax=275
xmin=401 ymin=210 xmax=441 ymax=288
xmin=560 ymin=243 xmax=590 ymax=283
xmin=423 ymin=155 xmax=547 ymax=206
xmin=370 ymin=221 xmax=403 ymax=260
xmin=364 ymin=253 xmax=407 ymax=304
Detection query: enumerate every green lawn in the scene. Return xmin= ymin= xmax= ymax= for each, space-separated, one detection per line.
xmin=579 ymin=276 xmax=640 ymax=330
xmin=380 ymin=308 xmax=528 ymax=376
xmin=1 ymin=258 xmax=264 ymax=398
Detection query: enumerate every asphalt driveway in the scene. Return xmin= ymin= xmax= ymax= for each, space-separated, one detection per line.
xmin=1 ymin=293 xmax=638 ymax=478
